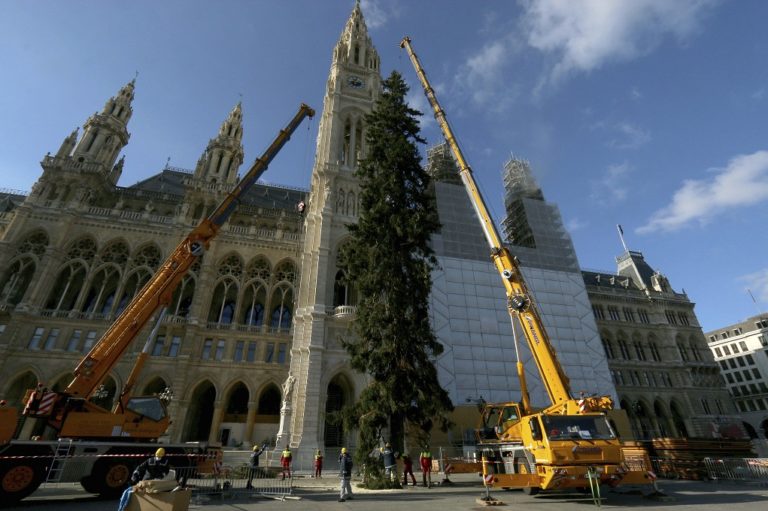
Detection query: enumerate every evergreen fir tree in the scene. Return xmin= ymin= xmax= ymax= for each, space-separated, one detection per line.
xmin=339 ymin=71 xmax=453 ymax=482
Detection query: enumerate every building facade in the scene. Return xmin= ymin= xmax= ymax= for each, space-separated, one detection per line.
xmin=705 ymin=314 xmax=768 ymax=444
xmin=584 ymin=252 xmax=745 ymax=440
xmin=1 ymin=3 xmax=742 ymax=453
xmin=0 ymin=82 xmax=303 ymax=446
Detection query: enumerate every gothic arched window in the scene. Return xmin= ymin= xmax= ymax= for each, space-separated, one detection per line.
xmin=241 ymin=281 xmax=266 ymax=326
xmin=81 ymin=265 xmax=121 ymax=315
xmin=273 ymin=260 xmax=296 ymax=284
xmin=115 ymin=269 xmax=151 ymax=315
xmin=269 ymin=284 xmax=293 ymax=332
xmin=209 ymin=278 xmax=239 ymax=325
xmin=354 ymin=120 xmax=363 ymax=164
xmin=171 ymin=274 xmax=196 ymax=318
xmin=46 ymin=262 xmax=88 ymax=312
xmin=342 ymin=120 xmax=352 ymax=165
xmin=132 ymin=244 xmax=161 ymax=270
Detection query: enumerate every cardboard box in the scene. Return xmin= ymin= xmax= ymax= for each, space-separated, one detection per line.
xmin=125 ymin=489 xmax=191 ymax=511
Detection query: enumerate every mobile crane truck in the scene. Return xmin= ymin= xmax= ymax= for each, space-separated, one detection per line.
xmin=400 ymin=37 xmax=654 ymax=496
xmin=0 ymin=103 xmax=315 ymax=505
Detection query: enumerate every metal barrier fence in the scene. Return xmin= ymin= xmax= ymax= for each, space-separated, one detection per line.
xmin=31 ymin=451 xmax=295 ymax=500
xmin=702 ymin=458 xmax=768 ymax=483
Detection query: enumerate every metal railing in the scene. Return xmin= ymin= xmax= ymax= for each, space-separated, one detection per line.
xmin=702 ymin=458 xmax=768 ymax=483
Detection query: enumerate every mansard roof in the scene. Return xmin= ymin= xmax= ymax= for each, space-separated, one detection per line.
xmin=0 ymin=191 xmax=25 ymax=212
xmin=126 ymin=167 xmax=307 ymax=210
xmin=581 ymin=269 xmax=644 ymax=291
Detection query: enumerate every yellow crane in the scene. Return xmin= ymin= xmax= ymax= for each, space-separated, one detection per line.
xmin=401 ymin=37 xmax=652 ymax=495
xmin=0 ymin=103 xmax=314 ymax=504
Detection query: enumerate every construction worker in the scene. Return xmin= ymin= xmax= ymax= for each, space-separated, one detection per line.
xmin=338 ymin=447 xmax=354 ymax=502
xmin=117 ymin=448 xmax=171 ymax=511
xmin=380 ymin=443 xmax=397 ymax=482
xmin=314 ymin=449 xmax=324 ymax=478
xmin=419 ymin=448 xmax=433 ymax=488
xmin=402 ymin=453 xmax=417 ymax=486
xmin=280 ymin=446 xmax=293 ymax=480
xmin=246 ymin=443 xmax=266 ymax=489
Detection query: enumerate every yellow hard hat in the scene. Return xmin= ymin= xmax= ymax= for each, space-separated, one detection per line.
xmin=341 ymin=447 xmax=347 ymax=454
xmin=155 ymin=447 xmax=166 ymax=458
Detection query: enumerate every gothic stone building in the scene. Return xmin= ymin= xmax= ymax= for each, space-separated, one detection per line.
xmin=1 ymin=3 xmax=736 ymax=453
xmin=0 ymin=81 xmax=303 ymax=446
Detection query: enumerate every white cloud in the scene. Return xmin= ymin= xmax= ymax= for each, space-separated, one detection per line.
xmin=739 ymin=269 xmax=768 ymax=303
xmin=360 ymin=0 xmax=398 ymax=29
xmin=638 ymin=150 xmax=768 ymax=233
xmin=566 ymin=217 xmax=588 ymax=232
xmin=520 ymin=0 xmax=718 ymax=85
xmin=455 ymin=39 xmax=519 ymax=107
xmin=630 ymin=87 xmax=643 ymax=101
xmin=590 ymin=162 xmax=632 ymax=204
xmin=609 ymin=122 xmax=651 ymax=149
xmin=406 ymin=89 xmax=435 ymax=130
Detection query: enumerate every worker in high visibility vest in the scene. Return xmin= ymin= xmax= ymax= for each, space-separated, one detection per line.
xmin=280 ymin=447 xmax=293 ymax=480
xmin=419 ymin=449 xmax=433 ymax=488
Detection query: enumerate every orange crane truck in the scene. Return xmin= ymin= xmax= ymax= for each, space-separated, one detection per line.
xmin=400 ymin=37 xmax=653 ymax=496
xmin=0 ymin=103 xmax=315 ymax=504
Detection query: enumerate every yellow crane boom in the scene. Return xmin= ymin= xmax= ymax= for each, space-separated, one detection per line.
xmin=400 ymin=37 xmax=571 ymax=413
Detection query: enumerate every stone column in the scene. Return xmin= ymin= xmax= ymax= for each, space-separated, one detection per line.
xmin=245 ymin=401 xmax=257 ymax=445
xmin=208 ymin=400 xmax=224 ymax=444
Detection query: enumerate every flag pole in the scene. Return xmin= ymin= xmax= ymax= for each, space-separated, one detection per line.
xmin=617 ymin=224 xmax=629 ymax=253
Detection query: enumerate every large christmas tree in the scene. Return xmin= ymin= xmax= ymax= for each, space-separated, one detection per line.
xmin=339 ymin=71 xmax=453 ymax=479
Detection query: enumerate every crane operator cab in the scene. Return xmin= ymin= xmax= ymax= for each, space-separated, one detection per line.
xmin=477 ymin=403 xmax=521 ymax=443
xmin=125 ymin=397 xmax=167 ymax=422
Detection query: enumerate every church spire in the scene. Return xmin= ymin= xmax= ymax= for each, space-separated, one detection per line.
xmin=55 ymin=127 xmax=79 ymax=159
xmin=193 ymin=102 xmax=244 ymax=185
xmin=332 ymin=0 xmax=379 ymax=71
xmin=71 ymin=78 xmax=134 ymax=174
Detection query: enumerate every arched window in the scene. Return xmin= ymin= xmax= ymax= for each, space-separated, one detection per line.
xmin=0 ymin=257 xmax=36 ymax=306
xmin=132 ymin=244 xmax=161 ymax=270
xmin=633 ymin=340 xmax=647 ymax=361
xmin=225 ymin=382 xmax=249 ymax=419
xmin=336 ymin=188 xmax=346 ymax=213
xmin=270 ymin=284 xmax=293 ymax=332
xmin=601 ymin=337 xmax=615 ymax=359
xmin=342 ymin=119 xmax=351 ymax=165
xmin=257 ymin=384 xmax=281 ymax=415
xmin=273 ymin=261 xmax=296 ymax=284
xmin=115 ymin=269 xmax=151 ymax=315
xmin=209 ymin=278 xmax=238 ymax=325
xmin=81 ymin=265 xmax=121 ymax=315
xmin=99 ymin=240 xmax=129 ymax=266
xmin=617 ymin=337 xmax=631 ymax=359
xmin=171 ymin=274 xmax=196 ymax=318
xmin=354 ymin=120 xmax=363 ymax=164
xmin=241 ymin=281 xmax=266 ymax=326
xmin=246 ymin=256 xmax=271 ymax=282
xmin=46 ymin=262 xmax=88 ymax=311
xmin=648 ymin=339 xmax=661 ymax=362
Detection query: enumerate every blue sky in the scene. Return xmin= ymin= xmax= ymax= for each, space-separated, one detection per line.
xmin=1 ymin=0 xmax=766 ymax=332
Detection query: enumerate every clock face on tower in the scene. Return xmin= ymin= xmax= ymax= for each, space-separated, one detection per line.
xmin=347 ymin=75 xmax=364 ymax=89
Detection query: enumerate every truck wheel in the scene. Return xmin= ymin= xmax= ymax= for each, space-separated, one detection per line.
xmin=83 ymin=458 xmax=134 ymax=498
xmin=515 ymin=460 xmax=540 ymax=496
xmin=0 ymin=460 xmax=45 ymax=503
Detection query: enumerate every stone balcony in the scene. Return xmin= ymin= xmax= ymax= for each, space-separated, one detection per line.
xmin=332 ymin=305 xmax=357 ymax=319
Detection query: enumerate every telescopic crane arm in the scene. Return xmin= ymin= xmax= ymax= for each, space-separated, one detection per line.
xmin=400 ymin=37 xmax=572 ymax=413
xmin=62 ymin=104 xmax=315 ymax=409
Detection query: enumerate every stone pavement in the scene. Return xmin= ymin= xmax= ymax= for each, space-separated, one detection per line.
xmin=13 ymin=475 xmax=768 ymax=510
